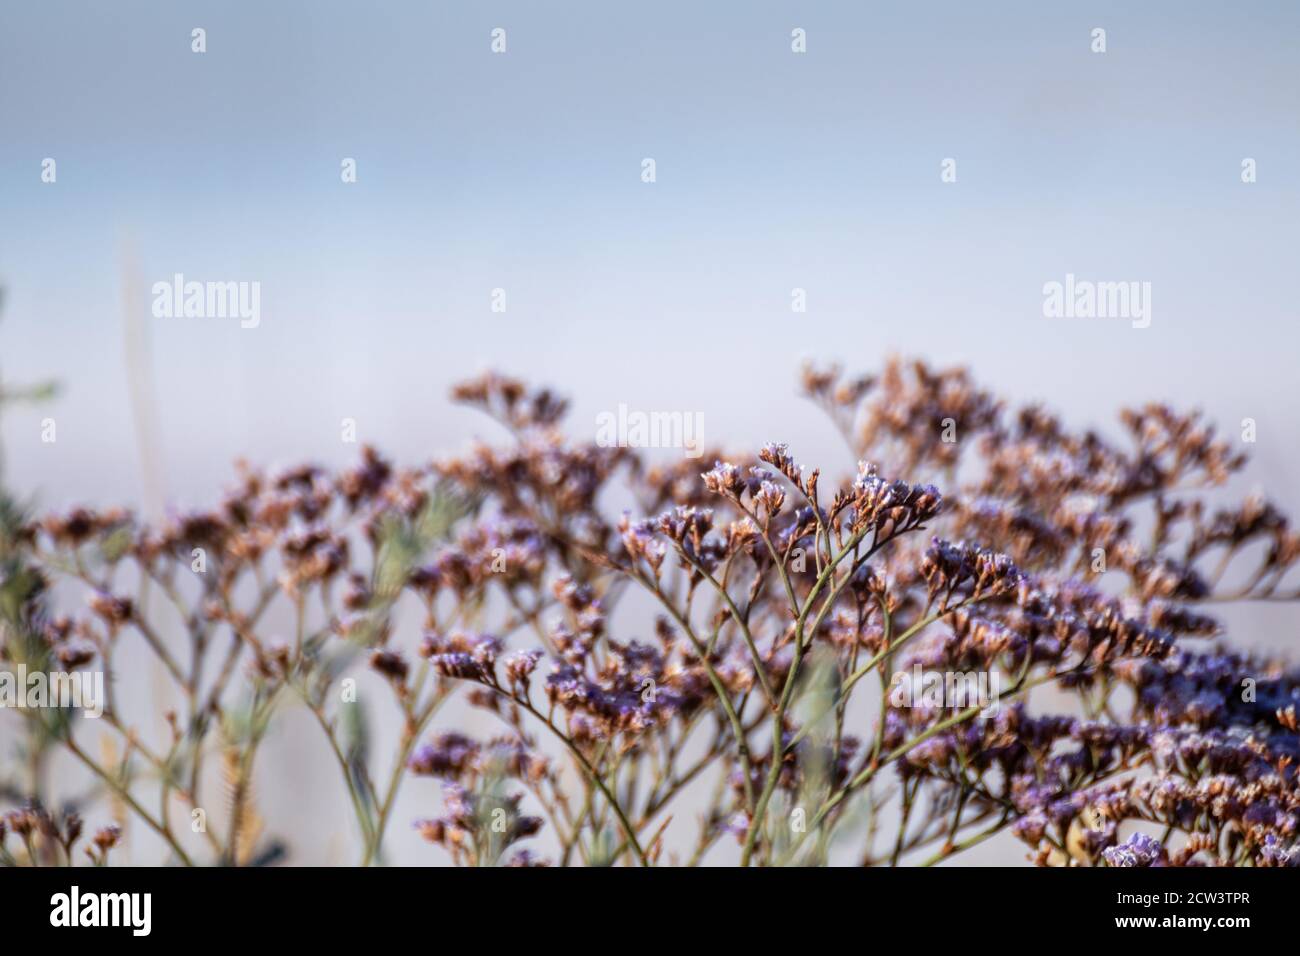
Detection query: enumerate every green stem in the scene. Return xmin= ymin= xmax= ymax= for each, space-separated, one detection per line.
xmin=63 ymin=737 xmax=195 ymax=867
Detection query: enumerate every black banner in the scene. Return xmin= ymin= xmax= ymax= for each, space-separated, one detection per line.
xmin=1 ymin=864 xmax=1282 ymax=942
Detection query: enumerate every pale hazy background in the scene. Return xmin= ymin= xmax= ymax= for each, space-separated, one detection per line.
xmin=1 ymin=0 xmax=1297 ymax=864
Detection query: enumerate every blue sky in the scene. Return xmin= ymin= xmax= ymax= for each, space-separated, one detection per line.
xmin=2 ymin=0 xmax=1297 ymax=511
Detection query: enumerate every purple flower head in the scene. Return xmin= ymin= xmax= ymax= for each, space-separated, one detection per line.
xmin=1102 ymin=832 xmax=1167 ymax=868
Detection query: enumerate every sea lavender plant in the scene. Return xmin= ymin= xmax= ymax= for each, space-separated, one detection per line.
xmin=2 ymin=357 xmax=1297 ymax=867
